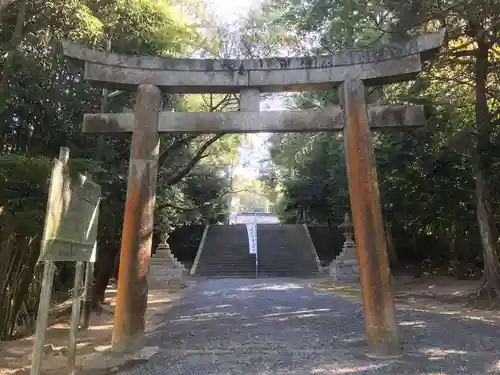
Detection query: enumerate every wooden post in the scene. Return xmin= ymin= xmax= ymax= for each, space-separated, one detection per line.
xmin=30 ymin=261 xmax=56 ymax=375
xmin=239 ymin=88 xmax=260 ymax=111
xmin=97 ymin=40 xmax=111 ymax=158
xmin=340 ymin=80 xmax=400 ymax=357
xmin=68 ymin=261 xmax=84 ymax=374
xmin=81 ymin=171 xmax=96 ymax=331
xmin=111 ymin=84 xmax=162 ymax=352
xmin=100 ymin=40 xmax=111 ymax=112
xmin=30 ymin=147 xmax=70 ymax=375
xmin=80 ymin=261 xmax=94 ymax=330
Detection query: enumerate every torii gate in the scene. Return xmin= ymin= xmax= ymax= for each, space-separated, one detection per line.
xmin=63 ymin=30 xmax=444 ymax=357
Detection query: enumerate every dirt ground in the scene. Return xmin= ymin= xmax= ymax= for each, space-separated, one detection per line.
xmin=0 ymin=280 xmax=195 ymax=375
xmin=1 ymin=275 xmax=497 ymax=375
xmin=311 ymin=275 xmax=500 ymax=323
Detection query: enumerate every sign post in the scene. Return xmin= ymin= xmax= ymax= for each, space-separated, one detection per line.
xmin=80 ymin=261 xmax=95 ymax=330
xmin=30 ymin=260 xmax=56 ymax=375
xmin=30 ymin=147 xmax=101 ymax=375
xmin=68 ymin=261 xmax=84 ymax=374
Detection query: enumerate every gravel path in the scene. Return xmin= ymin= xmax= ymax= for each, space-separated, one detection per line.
xmin=126 ymin=278 xmax=500 ymax=374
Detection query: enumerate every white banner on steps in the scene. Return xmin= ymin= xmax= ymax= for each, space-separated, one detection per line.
xmin=246 ymin=223 xmax=258 ymax=254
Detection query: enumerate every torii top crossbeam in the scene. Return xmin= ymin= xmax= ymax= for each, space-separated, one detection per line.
xmin=62 ymin=30 xmax=444 ymax=94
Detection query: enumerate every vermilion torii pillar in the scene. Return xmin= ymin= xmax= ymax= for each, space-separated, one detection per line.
xmin=112 ymin=84 xmax=162 ymax=352
xmin=63 ymin=29 xmax=444 ymax=356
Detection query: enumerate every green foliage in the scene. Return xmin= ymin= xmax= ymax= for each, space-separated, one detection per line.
xmin=0 ymin=0 xmax=239 ymax=338
xmin=106 ymin=0 xmax=201 ymax=55
xmin=255 ymin=0 xmax=500 ymax=276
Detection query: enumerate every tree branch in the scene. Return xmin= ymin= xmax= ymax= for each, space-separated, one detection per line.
xmin=164 ymin=134 xmax=225 ymax=186
xmin=202 ymin=94 xmax=231 ymax=112
xmin=156 ymin=189 xmax=247 ymax=211
xmin=158 ymin=134 xmax=199 ymax=168
xmin=449 ymin=50 xmax=478 ymax=58
xmin=157 ymin=92 xmax=235 ymax=169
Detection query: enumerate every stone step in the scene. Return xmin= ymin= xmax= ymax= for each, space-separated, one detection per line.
xmin=151 ymin=258 xmax=183 ymax=263
xmin=258 ymin=268 xmax=319 ymax=272
xmin=197 ymin=271 xmax=256 ymax=274
xmin=197 ymin=262 xmax=254 ymax=265
xmin=257 ymin=268 xmax=319 ymax=273
xmin=152 ymin=255 xmax=181 ymax=261
xmin=197 ymin=272 xmax=256 ymax=278
xmin=196 ymin=268 xmax=255 ymax=271
xmin=197 ymin=262 xmax=255 ymax=265
xmin=199 ymin=276 xmax=258 ymax=279
xmin=197 ymin=262 xmax=253 ymax=266
xmin=200 ymin=254 xmax=255 ymax=262
xmin=151 ymin=264 xmax=185 ymax=270
xmin=257 ymin=275 xmax=320 ymax=278
xmin=193 ymin=224 xmax=321 ymax=277
xmin=262 ymin=271 xmax=321 ymax=274
xmin=198 ymin=258 xmax=254 ymax=261
xmin=197 ymin=270 xmax=255 ymax=273
xmin=198 ymin=261 xmax=254 ymax=264
xmin=259 ymin=258 xmax=316 ymax=267
xmin=197 ymin=261 xmax=255 ymax=264
xmin=197 ymin=269 xmax=255 ymax=272
xmin=151 ymin=256 xmax=183 ymax=262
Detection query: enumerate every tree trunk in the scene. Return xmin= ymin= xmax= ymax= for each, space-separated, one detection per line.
xmin=411 ymin=231 xmax=418 ymax=259
xmin=112 ymin=249 xmax=120 ymax=279
xmin=93 ymin=244 xmax=119 ymax=304
xmin=385 ymin=224 xmax=399 ymax=269
xmin=446 ymin=225 xmax=462 ymax=279
xmin=0 ymin=0 xmax=28 ymax=89
xmin=151 ymin=230 xmax=161 ymax=255
xmin=472 ymin=33 xmax=500 ymax=296
xmin=475 ymin=173 xmax=500 ymax=293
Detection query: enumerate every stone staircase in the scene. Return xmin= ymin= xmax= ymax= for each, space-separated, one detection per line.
xmin=257 ymin=224 xmax=322 ymax=278
xmin=191 ymin=224 xmax=322 ymax=278
xmin=192 ymin=225 xmax=257 ymax=278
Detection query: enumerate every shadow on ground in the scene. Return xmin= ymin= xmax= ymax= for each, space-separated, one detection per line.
xmin=126 ymin=279 xmax=500 ymax=375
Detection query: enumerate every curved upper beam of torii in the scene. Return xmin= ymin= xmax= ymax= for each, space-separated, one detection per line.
xmin=62 ymin=29 xmax=445 ymax=94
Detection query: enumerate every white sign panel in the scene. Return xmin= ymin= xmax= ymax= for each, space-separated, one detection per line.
xmin=246 ymin=223 xmax=258 ymax=254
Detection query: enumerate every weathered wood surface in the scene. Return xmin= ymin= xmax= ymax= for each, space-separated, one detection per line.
xmin=341 ymin=80 xmax=400 ymax=357
xmin=62 ymin=30 xmax=444 ymax=93
xmin=80 ymin=261 xmax=94 ymax=330
xmin=68 ymin=261 xmax=84 ymax=374
xmin=31 ymin=148 xmax=69 ymax=375
xmin=30 ymin=261 xmax=56 ymax=375
xmin=82 ymin=105 xmax=424 ymax=134
xmin=112 ymin=84 xmax=161 ymax=353
xmin=38 ymin=158 xmax=100 ymax=263
xmin=239 ymin=88 xmax=261 ymax=111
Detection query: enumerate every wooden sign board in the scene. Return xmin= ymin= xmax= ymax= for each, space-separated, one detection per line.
xmin=38 ymin=159 xmax=101 ymax=262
